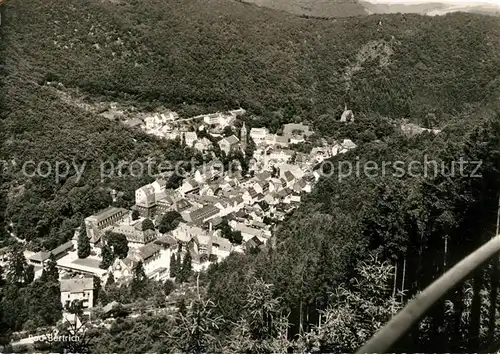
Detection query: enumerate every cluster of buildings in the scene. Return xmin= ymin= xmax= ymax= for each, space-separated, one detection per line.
xmin=123 ymin=109 xmax=247 ymax=154
xmin=21 ymin=109 xmax=360 ymax=325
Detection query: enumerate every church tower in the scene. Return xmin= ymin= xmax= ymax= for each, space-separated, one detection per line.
xmin=240 ymin=122 xmax=247 ymax=154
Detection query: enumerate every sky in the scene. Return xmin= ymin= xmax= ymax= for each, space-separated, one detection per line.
xmin=365 ymin=0 xmax=500 ymax=5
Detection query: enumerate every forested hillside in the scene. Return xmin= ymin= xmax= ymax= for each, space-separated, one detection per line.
xmin=2 ymin=0 xmax=500 ymax=351
xmin=237 ymin=0 xmax=367 ymax=18
xmin=206 ymin=104 xmax=500 ymax=352
xmin=3 ymin=0 xmax=500 ymax=125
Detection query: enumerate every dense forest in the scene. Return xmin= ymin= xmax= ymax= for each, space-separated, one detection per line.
xmin=2 ymin=0 xmax=500 ymax=352
xmin=2 ymin=0 xmax=500 ymax=250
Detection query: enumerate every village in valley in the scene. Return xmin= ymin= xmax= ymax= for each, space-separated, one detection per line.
xmin=18 ymin=106 xmax=358 ymax=331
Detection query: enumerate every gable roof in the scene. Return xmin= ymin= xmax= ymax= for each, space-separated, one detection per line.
xmin=86 ymin=207 xmax=127 ymax=223
xmin=221 ymin=135 xmax=240 ymax=145
xmin=245 ymin=236 xmax=264 ymax=249
xmin=60 ymin=277 xmax=94 ymax=293
xmin=190 ymin=205 xmax=220 ymax=224
xmin=134 ymin=243 xmax=162 ymax=261
xmin=284 ymin=171 xmax=295 ymax=182
xmin=30 ymin=241 xmax=74 ymax=263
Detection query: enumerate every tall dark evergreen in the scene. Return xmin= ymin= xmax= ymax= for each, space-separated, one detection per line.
xmin=170 ymin=253 xmax=178 ymax=278
xmin=100 ymin=244 xmax=114 ymax=269
xmin=6 ymin=246 xmax=30 ymax=285
xmin=77 ymin=231 xmax=91 ymax=259
xmin=178 ymin=252 xmax=192 ymax=284
xmin=42 ymin=254 xmax=59 ymax=282
xmin=133 ymin=261 xmax=146 ymax=283
xmin=105 ymin=273 xmax=115 ymax=289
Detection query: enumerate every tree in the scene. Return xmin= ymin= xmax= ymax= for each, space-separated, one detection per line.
xmin=93 ymin=276 xmax=102 ymax=304
xmin=224 ymin=278 xmax=290 ymax=354
xmin=42 ymin=254 xmax=59 ymax=282
xmin=164 ymin=279 xmax=175 ymax=296
xmin=100 ymin=244 xmax=114 ymax=269
xmin=133 ymin=261 xmax=146 ymax=283
xmin=77 ymin=231 xmax=91 ymax=259
xmin=24 ymin=264 xmax=34 ymax=285
xmin=170 ymin=296 xmax=223 ymax=353
xmin=230 ymin=231 xmax=243 ymax=245
xmin=131 ymin=210 xmax=140 ymax=221
xmin=223 ymin=126 xmax=233 ymax=137
xmin=141 ymin=218 xmax=155 ymax=231
xmin=6 ymin=246 xmax=30 ymax=285
xmin=178 ymin=252 xmax=192 ymax=283
xmin=105 ymin=273 xmax=115 ymax=289
xmin=301 ymin=254 xmax=404 ymax=353
xmin=170 ymin=253 xmax=178 ymax=278
xmin=107 ymin=232 xmax=129 ymax=259
xmin=158 ymin=211 xmax=182 ymax=234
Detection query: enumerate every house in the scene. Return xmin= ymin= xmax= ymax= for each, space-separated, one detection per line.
xmin=268 ymin=177 xmax=284 ymax=193
xmin=230 ymin=221 xmax=269 ymax=243
xmin=310 ymin=147 xmax=330 ymax=163
xmin=124 ymin=118 xmax=143 ymax=128
xmin=183 ymin=132 xmax=198 ymax=147
xmin=279 ymin=164 xmax=304 ymax=180
xmin=265 ymin=149 xmax=294 ymax=165
xmin=218 ymin=135 xmax=240 ymax=155
xmin=84 ymin=207 xmax=128 ymax=247
xmin=108 ymin=220 xmax=157 ymax=249
xmin=203 ymin=113 xmax=223 ymax=125
xmin=242 ymin=187 xmax=259 ymax=204
xmin=60 ymin=277 xmax=95 ymax=324
xmin=130 ymin=242 xmax=169 ymax=280
xmin=135 ymin=178 xmax=168 ymax=217
xmin=173 ymin=198 xmax=192 ymax=213
xmin=244 ymin=236 xmax=265 ymax=251
xmin=229 ymin=108 xmax=246 ymax=117
xmin=192 ymin=233 xmax=212 ymax=258
xmin=210 ymin=236 xmax=233 ymax=261
xmin=182 ymin=205 xmax=220 ymax=224
xmin=263 ymin=192 xmax=278 ymax=206
xmin=29 ymin=241 xmax=74 ymax=267
xmin=250 ymin=128 xmax=269 ymax=145
xmin=340 ymin=107 xmax=355 ymax=122
xmin=255 ymin=171 xmax=272 ymax=182
xmin=179 ymin=178 xmax=200 ymax=195
xmin=161 ymin=111 xmax=179 ymax=122
xmin=194 ymin=160 xmax=223 ymax=183
xmin=172 ymin=223 xmax=208 ymax=246
xmin=110 ymin=257 xmax=136 ymax=280
xmin=282 ymin=123 xmax=313 ymax=138
xmin=165 ymin=131 xmax=181 ymax=141
xmin=193 ymin=137 xmax=213 ymax=152
xmin=332 ymin=139 xmax=357 ymax=155
xmin=283 ymin=171 xmax=296 ymax=187
xmin=111 ymin=241 xmax=171 ymax=281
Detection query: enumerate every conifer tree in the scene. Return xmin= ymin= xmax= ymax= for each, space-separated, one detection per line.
xmin=42 ymin=254 xmax=59 ymax=282
xmin=170 ymin=253 xmax=178 ymax=278
xmin=77 ymin=231 xmax=91 ymax=259
xmin=178 ymin=252 xmax=192 ymax=283
xmin=105 ymin=272 xmax=115 ymax=289
xmin=100 ymin=244 xmax=114 ymax=269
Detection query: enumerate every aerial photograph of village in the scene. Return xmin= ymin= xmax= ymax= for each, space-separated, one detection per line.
xmin=1 ymin=0 xmax=500 ymax=352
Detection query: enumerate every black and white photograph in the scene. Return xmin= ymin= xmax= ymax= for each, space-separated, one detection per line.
xmin=0 ymin=0 xmax=500 ymax=352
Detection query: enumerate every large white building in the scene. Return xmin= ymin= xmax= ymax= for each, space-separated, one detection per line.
xmin=60 ymin=277 xmax=95 ymax=324
xmin=250 ymin=127 xmax=269 ymax=145
xmin=84 ymin=207 xmax=128 ymax=247
xmin=135 ymin=178 xmax=169 ymax=217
